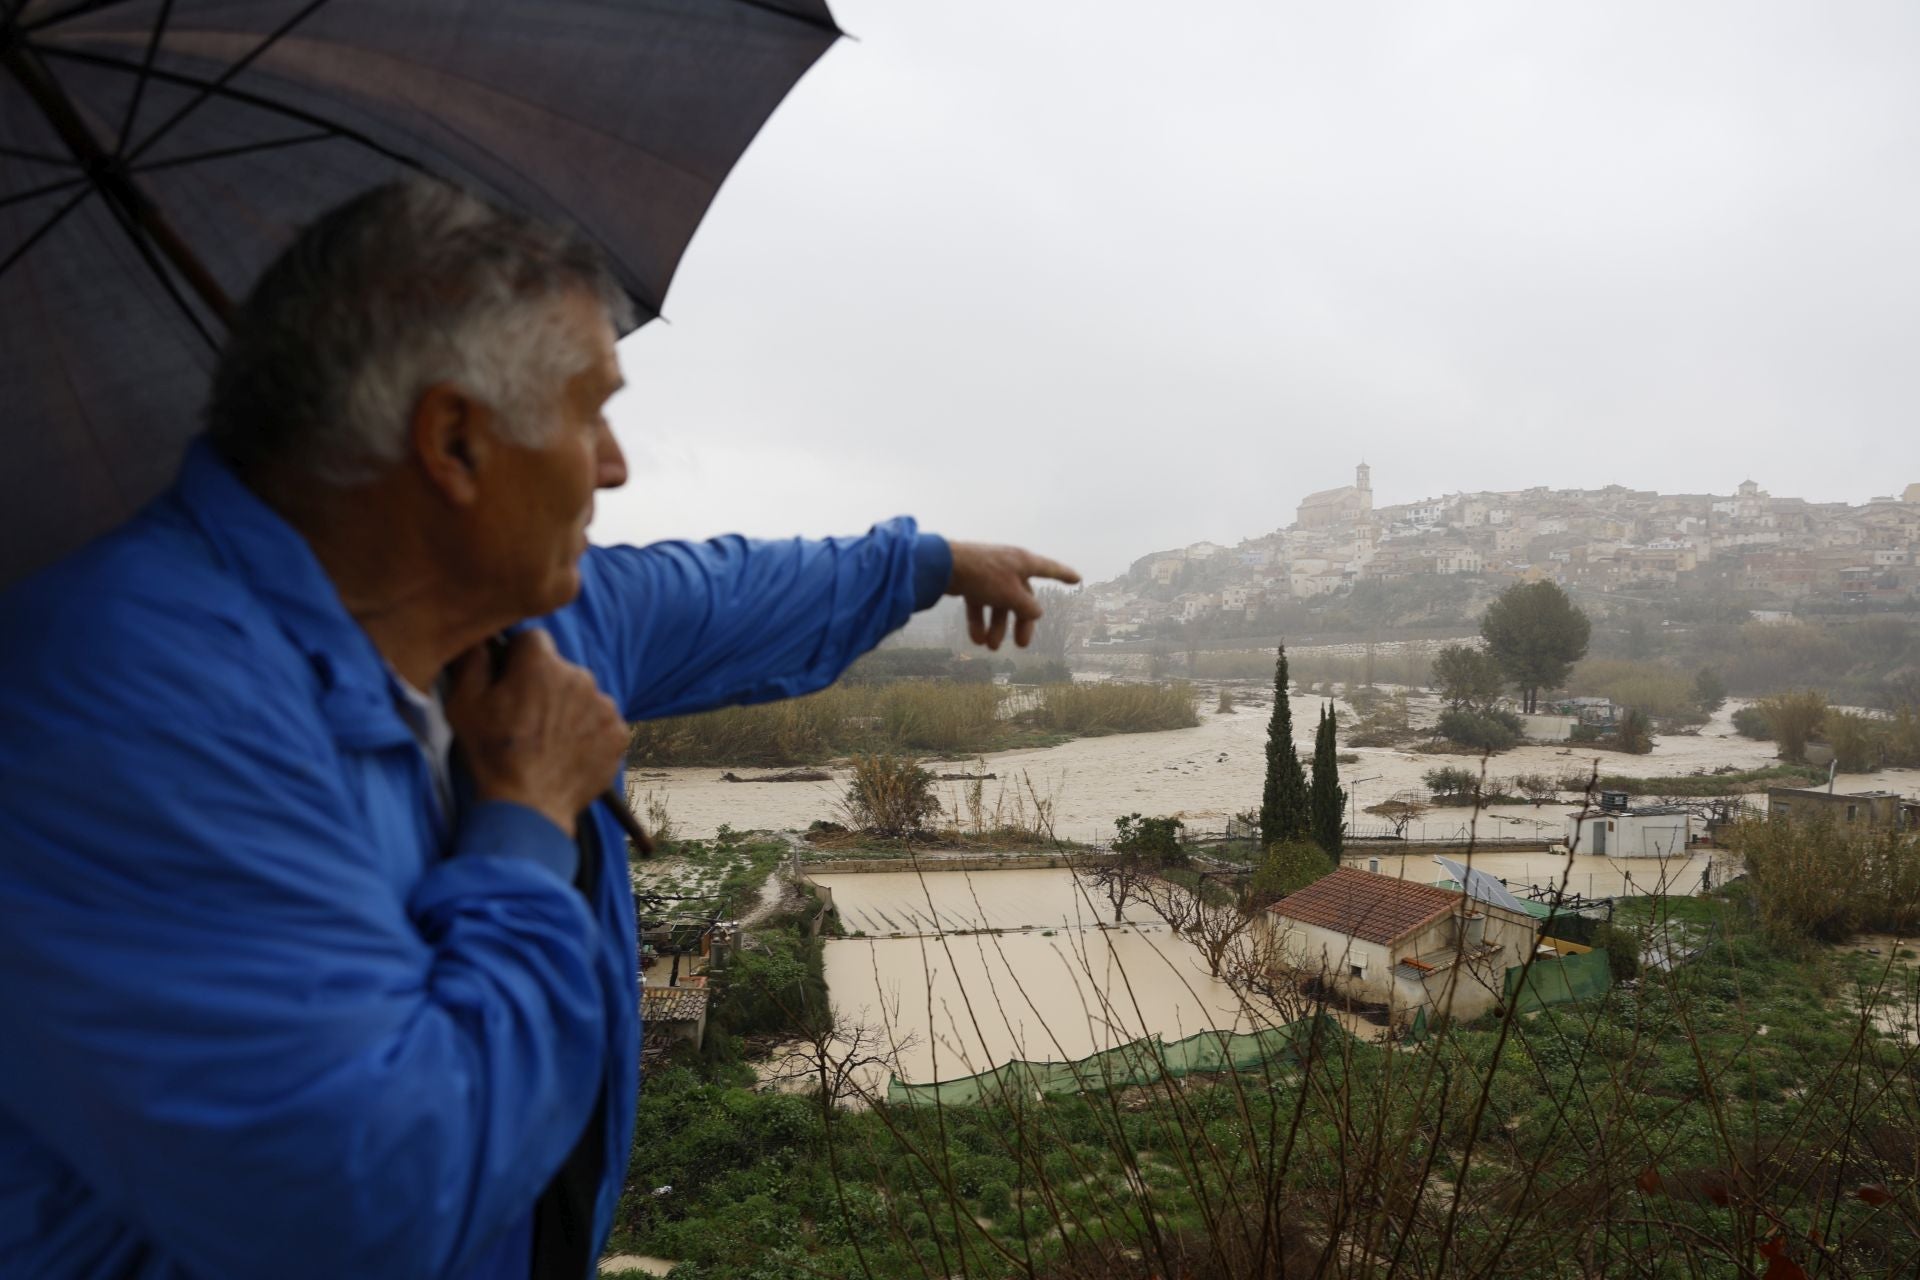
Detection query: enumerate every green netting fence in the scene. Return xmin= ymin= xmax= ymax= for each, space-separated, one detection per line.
xmin=885 ymin=1014 xmax=1343 ymax=1107
xmin=1503 ymin=949 xmax=1612 ymax=1013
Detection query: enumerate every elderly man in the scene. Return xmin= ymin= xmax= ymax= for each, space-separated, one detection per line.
xmin=0 ymin=180 xmax=1076 ymax=1280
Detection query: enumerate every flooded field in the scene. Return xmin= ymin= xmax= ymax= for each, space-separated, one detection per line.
xmin=630 ymin=694 xmax=1914 ymax=842
xmin=1347 ymin=849 xmax=1721 ymax=901
xmin=810 ymin=866 xmax=1152 ymax=935
xmin=814 ymin=870 xmax=1251 ymax=1085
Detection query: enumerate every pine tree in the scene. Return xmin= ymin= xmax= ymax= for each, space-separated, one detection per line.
xmin=1259 ymin=647 xmax=1310 ymax=850
xmin=1308 ymin=703 xmax=1345 ymax=859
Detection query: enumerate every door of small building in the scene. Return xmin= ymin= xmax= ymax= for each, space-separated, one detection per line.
xmin=1591 ymin=819 xmax=1606 ymax=855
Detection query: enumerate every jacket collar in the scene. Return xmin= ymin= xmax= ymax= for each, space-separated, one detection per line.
xmin=174 ymin=438 xmax=413 ymax=751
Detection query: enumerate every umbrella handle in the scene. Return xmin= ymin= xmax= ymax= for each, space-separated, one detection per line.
xmin=482 ymin=633 xmax=651 ymax=858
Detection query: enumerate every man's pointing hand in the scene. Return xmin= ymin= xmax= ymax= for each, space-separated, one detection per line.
xmin=946 ymin=541 xmax=1081 ymax=651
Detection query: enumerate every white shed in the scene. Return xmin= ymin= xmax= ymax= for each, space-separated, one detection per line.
xmin=1563 ymin=793 xmax=1691 ymax=857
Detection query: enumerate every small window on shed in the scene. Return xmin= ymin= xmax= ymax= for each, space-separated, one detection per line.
xmin=1349 ymin=964 xmax=1364 ymax=979
xmin=1846 ymin=804 xmax=1859 ymax=822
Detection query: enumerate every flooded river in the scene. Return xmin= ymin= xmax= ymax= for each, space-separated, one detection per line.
xmin=630 ymin=695 xmax=1914 ymax=842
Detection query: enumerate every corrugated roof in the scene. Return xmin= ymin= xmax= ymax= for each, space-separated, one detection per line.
xmin=1268 ymin=867 xmax=1462 ymax=946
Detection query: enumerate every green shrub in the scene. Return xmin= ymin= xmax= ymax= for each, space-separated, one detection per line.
xmin=1731 ymin=817 xmax=1920 ymax=942
xmin=1824 ymin=709 xmax=1888 ymax=772
xmin=1249 ymin=839 xmax=1332 ymax=905
xmin=1423 ymin=766 xmax=1480 ymax=801
xmin=1756 ymin=689 xmax=1826 ymax=763
xmin=841 ymin=753 xmax=940 ymax=837
xmin=1614 ymin=708 xmax=1654 ymax=754
xmin=1434 ymin=707 xmax=1523 ymax=751
xmin=710 ymin=930 xmax=827 ymax=1039
xmin=1113 ymin=813 xmax=1186 ymax=867
xmin=1731 ymin=704 xmax=1772 ymax=739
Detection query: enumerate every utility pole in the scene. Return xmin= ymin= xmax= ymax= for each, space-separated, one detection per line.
xmin=1349 ymin=775 xmax=1382 ymax=832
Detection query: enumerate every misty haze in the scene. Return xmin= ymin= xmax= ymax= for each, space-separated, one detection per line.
xmin=610 ymin=5 xmax=1920 ymax=1276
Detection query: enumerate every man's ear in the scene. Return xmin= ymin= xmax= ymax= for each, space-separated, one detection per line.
xmin=411 ymin=382 xmax=491 ymax=506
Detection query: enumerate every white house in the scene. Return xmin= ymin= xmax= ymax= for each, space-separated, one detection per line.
xmin=1266 ymin=869 xmax=1536 ymax=1029
xmin=1563 ymin=793 xmax=1692 ymax=857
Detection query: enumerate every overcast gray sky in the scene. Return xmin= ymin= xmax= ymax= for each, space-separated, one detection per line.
xmin=591 ymin=0 xmax=1920 ymax=583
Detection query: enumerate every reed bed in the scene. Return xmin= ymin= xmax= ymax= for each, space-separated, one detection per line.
xmin=1026 ymin=681 xmax=1198 ymax=735
xmin=628 ymin=682 xmax=1000 ymax=766
xmin=627 ymin=679 xmax=1196 ymax=767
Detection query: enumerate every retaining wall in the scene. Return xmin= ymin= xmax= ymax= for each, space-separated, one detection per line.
xmin=798 ymin=850 xmax=1120 ymax=875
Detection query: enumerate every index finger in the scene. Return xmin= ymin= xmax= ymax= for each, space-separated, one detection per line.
xmin=1019 ymin=553 xmax=1081 ymax=586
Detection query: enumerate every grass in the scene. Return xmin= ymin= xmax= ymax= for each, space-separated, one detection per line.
xmin=629 ymin=680 xmax=1198 ymax=767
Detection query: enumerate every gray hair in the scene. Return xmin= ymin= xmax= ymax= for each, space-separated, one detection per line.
xmin=207 ymin=177 xmax=636 ymax=484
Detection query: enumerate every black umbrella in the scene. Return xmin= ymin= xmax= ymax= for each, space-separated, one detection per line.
xmin=0 ymin=0 xmax=839 ymax=584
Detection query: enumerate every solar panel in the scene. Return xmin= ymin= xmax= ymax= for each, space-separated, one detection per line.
xmin=1433 ymin=855 xmax=1530 ymax=914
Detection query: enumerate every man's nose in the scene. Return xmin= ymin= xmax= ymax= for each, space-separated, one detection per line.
xmin=596 ymin=425 xmax=628 ymax=490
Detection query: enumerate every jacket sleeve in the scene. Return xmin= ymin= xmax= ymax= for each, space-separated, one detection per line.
xmin=567 ymin=517 xmax=952 ymax=720
xmin=0 ymin=696 xmax=607 ymax=1278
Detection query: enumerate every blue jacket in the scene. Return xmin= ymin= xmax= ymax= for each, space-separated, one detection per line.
xmin=0 ymin=441 xmax=949 ymax=1279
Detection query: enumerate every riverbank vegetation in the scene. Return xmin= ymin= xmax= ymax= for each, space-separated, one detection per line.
xmin=1590 ymin=764 xmax=1826 ymax=797
xmin=1731 ymin=689 xmax=1920 ymax=771
xmin=627 ymin=680 xmax=1198 ymax=767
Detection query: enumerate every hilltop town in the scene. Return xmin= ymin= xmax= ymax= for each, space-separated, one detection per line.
xmin=1093 ymin=464 xmax=1920 ymax=636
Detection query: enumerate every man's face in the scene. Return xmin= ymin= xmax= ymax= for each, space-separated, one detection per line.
xmin=469 ymin=289 xmax=627 ymax=618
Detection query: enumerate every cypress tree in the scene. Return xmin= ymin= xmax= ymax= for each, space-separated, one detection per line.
xmin=1259 ymin=646 xmax=1310 ymax=849
xmin=1309 ymin=703 xmax=1346 ymax=859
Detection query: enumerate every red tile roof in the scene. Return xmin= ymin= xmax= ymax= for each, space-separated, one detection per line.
xmin=641 ymin=985 xmax=710 ymax=1023
xmin=1268 ymin=868 xmax=1463 ymax=947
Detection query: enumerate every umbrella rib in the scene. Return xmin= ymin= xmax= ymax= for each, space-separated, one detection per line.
xmin=0 ymin=143 xmax=79 ymax=166
xmin=35 ymin=40 xmax=661 ymax=323
xmin=19 ymin=0 xmax=132 ymax=35
xmin=131 ymin=131 xmax=333 ymax=174
xmin=87 ymin=173 xmax=218 ymax=350
xmin=122 ymin=0 xmax=335 ymax=166
xmin=113 ymin=0 xmax=176 ymax=155
xmin=397 ymin=106 xmax=665 ymax=323
xmin=13 ymin=233 xmax=137 ymax=519
xmin=0 ymin=182 xmax=90 ymax=278
xmin=36 ymin=45 xmax=423 ymax=172
xmin=0 ymin=173 xmax=86 ymax=211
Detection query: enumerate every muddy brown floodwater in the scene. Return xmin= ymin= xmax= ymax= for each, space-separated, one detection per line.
xmin=1349 ymin=849 xmax=1721 ymax=901
xmin=630 ymin=696 xmax=1919 ymax=842
xmin=812 ymin=869 xmax=1256 ymax=1086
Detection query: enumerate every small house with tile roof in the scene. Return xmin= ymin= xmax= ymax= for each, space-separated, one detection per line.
xmin=640 ymin=983 xmax=710 ymax=1059
xmin=1266 ymin=867 xmax=1536 ymax=1027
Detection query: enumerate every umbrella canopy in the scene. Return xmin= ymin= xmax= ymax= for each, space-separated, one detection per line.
xmin=0 ymin=0 xmax=839 ymax=584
